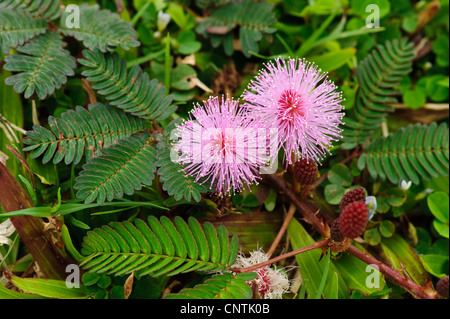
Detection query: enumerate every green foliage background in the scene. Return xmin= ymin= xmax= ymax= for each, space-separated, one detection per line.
xmin=0 ymin=0 xmax=448 ymax=300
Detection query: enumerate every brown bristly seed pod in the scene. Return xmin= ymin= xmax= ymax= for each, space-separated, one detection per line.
xmin=339 ymin=187 xmax=366 ymax=212
xmin=294 ymin=158 xmax=319 ymax=185
xmin=338 ymin=201 xmax=369 ymax=239
xmin=330 ymin=218 xmax=344 ymax=242
xmin=436 ymin=276 xmax=449 ymax=298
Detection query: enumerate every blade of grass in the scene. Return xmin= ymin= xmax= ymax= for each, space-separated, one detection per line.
xmin=0 ymin=201 xmax=168 ymax=218
xmin=126 ymin=49 xmax=165 ymax=68
xmin=314 ymin=249 xmax=331 ymax=299
xmin=298 ymin=280 xmax=307 ymax=299
xmin=275 ymin=33 xmax=294 ymax=57
xmin=60 ymin=225 xmax=84 ymax=263
xmin=297 ymin=12 xmax=336 ymax=57
xmin=131 ymin=1 xmax=152 ymax=27
xmin=164 ymin=33 xmax=171 ymax=95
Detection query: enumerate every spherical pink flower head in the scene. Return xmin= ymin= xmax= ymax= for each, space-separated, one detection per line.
xmin=242 ymin=57 xmax=344 ymax=164
xmin=172 ymin=96 xmax=266 ymax=195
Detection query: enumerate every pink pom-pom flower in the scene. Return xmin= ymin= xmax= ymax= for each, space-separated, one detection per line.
xmin=242 ymin=57 xmax=345 ymax=165
xmin=172 ymin=96 xmax=268 ymax=195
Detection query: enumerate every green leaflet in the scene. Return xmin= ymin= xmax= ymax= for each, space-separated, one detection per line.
xmin=196 ymin=0 xmax=277 ymax=57
xmin=78 ymin=49 xmax=176 ymax=121
xmin=73 ymin=132 xmax=157 ymax=205
xmin=22 ymin=103 xmax=150 ymax=165
xmin=165 ymin=272 xmax=257 ymax=299
xmin=342 ymin=38 xmax=415 ymax=143
xmin=0 ymin=0 xmax=62 ymax=20
xmin=358 ymin=122 xmax=449 ymax=185
xmin=80 ymin=216 xmax=239 ymax=277
xmin=4 ymin=31 xmax=76 ymax=99
xmin=0 ymin=7 xmax=48 ymax=55
xmin=155 ymin=134 xmax=208 ymax=202
xmin=59 ymin=3 xmax=139 ymax=52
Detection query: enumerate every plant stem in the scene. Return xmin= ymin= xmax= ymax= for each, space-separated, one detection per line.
xmin=232 ymin=239 xmax=330 ymax=274
xmin=265 ymin=173 xmax=327 ymax=237
xmin=266 ymin=203 xmax=296 ymax=258
xmin=347 ymin=244 xmax=438 ymax=299
xmin=126 ymin=49 xmax=164 ymax=68
xmin=265 ymin=172 xmax=439 ymax=299
xmin=130 ymin=1 xmax=151 ymax=26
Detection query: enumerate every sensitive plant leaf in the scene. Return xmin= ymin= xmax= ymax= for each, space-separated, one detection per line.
xmin=22 ymin=103 xmax=150 ymax=165
xmin=164 ymin=272 xmax=256 ymax=299
xmin=358 ymin=122 xmax=449 ymax=185
xmin=196 ymin=0 xmax=276 ymax=57
xmin=0 ymin=0 xmax=62 ymax=20
xmin=60 ymin=3 xmax=139 ymax=52
xmin=0 ymin=7 xmax=47 ymax=55
xmin=74 ymin=132 xmax=157 ymax=205
xmin=78 ymin=49 xmax=176 ymax=121
xmin=4 ymin=31 xmax=76 ymax=100
xmin=80 ymin=216 xmax=239 ymax=277
xmin=342 ymin=38 xmax=415 ymax=143
xmin=155 ymin=134 xmax=208 ymax=202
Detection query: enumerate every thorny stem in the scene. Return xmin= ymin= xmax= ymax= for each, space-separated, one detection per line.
xmin=232 ymin=239 xmax=330 ymax=274
xmin=264 ymin=172 xmax=439 ymax=299
xmin=347 ymin=244 xmax=438 ymax=299
xmin=265 ymin=173 xmax=327 ymax=237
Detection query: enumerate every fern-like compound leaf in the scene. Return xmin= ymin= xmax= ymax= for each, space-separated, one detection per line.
xmin=357 ymin=122 xmax=449 ymax=185
xmin=59 ymin=4 xmax=139 ymax=52
xmin=342 ymin=38 xmax=415 ymax=144
xmin=0 ymin=0 xmax=62 ymax=20
xmin=195 ymin=0 xmax=232 ymax=9
xmin=74 ymin=132 xmax=157 ymax=205
xmin=78 ymin=49 xmax=176 ymax=121
xmin=23 ymin=103 xmax=150 ymax=165
xmin=0 ymin=7 xmax=48 ymax=55
xmin=80 ymin=216 xmax=239 ymax=277
xmin=196 ymin=0 xmax=276 ymax=57
xmin=4 ymin=31 xmax=76 ymax=99
xmin=165 ymin=272 xmax=256 ymax=299
xmin=155 ymin=134 xmax=208 ymax=203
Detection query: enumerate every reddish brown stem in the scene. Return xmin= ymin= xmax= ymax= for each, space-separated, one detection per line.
xmin=347 ymin=244 xmax=438 ymax=299
xmin=266 ymin=204 xmax=296 ymax=258
xmin=265 ymin=172 xmax=439 ymax=299
xmin=265 ymin=174 xmax=327 ymax=237
xmin=232 ymin=239 xmax=330 ymax=273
